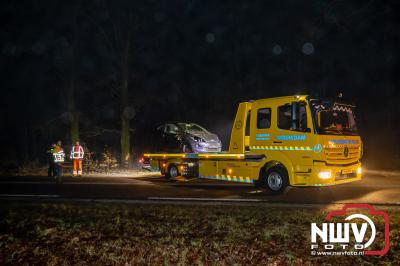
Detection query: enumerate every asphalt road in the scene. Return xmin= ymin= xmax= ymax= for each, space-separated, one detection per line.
xmin=0 ymin=171 xmax=399 ymax=205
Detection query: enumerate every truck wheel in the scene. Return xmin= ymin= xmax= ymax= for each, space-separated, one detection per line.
xmin=261 ymin=166 xmax=289 ymax=194
xmin=166 ymin=164 xmax=179 ymax=179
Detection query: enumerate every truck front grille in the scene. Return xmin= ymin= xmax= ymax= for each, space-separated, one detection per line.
xmin=325 ymin=145 xmax=360 ymax=164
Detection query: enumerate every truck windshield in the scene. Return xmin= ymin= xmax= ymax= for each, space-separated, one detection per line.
xmin=310 ymin=100 xmax=358 ymax=135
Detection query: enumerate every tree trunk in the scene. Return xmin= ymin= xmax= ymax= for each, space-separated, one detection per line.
xmin=70 ymin=112 xmax=79 ymax=143
xmin=67 ymin=54 xmax=79 ymax=144
xmin=68 ymin=9 xmax=79 ymax=144
xmin=120 ymin=40 xmax=130 ymax=167
xmin=121 ymin=114 xmax=130 ymax=167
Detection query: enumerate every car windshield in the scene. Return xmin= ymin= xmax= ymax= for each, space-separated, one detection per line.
xmin=310 ymin=100 xmax=358 ymax=135
xmin=178 ymin=123 xmax=208 ymax=133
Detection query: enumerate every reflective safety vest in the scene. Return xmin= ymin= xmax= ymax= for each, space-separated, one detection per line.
xmin=53 ymin=150 xmax=65 ymax=163
xmin=70 ymin=145 xmax=84 ymax=159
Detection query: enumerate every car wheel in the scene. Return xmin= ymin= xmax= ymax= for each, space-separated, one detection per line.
xmin=260 ymin=166 xmax=289 ymax=194
xmin=166 ymin=164 xmax=179 ymax=179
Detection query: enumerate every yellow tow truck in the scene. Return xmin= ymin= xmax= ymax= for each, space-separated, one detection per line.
xmin=144 ymin=95 xmax=362 ymax=194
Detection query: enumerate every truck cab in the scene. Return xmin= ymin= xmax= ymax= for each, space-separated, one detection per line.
xmin=229 ymin=95 xmax=362 ymax=190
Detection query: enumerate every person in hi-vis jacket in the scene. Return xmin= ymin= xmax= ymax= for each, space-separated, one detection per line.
xmin=70 ymin=141 xmax=84 ymax=176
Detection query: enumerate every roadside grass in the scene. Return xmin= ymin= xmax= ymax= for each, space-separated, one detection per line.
xmin=0 ymin=202 xmax=398 ymax=265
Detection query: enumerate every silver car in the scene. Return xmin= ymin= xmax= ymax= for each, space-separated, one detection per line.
xmin=157 ymin=122 xmax=222 ymax=153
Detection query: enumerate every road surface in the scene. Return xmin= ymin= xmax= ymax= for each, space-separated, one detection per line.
xmin=0 ymin=170 xmax=399 ymax=205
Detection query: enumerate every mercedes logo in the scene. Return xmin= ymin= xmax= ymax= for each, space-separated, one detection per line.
xmin=344 ymin=146 xmax=349 ymax=157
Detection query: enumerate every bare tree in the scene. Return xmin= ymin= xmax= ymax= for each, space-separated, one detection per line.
xmin=85 ymin=1 xmax=140 ymax=167
xmin=67 ymin=6 xmax=80 ymax=144
xmin=119 ymin=32 xmax=132 ymax=167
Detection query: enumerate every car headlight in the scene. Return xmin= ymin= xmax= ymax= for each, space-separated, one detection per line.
xmin=318 ymin=170 xmax=332 ymax=179
xmin=357 ymin=167 xmax=362 ymax=175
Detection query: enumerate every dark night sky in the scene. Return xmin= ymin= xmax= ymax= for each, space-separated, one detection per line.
xmin=0 ymin=0 xmax=399 ymax=169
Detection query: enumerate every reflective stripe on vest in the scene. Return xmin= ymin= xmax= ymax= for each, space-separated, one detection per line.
xmin=71 ymin=146 xmax=84 ymax=159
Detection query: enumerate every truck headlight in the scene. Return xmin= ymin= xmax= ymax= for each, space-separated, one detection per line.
xmin=318 ymin=170 xmax=332 ymax=179
xmin=357 ymin=167 xmax=362 ymax=175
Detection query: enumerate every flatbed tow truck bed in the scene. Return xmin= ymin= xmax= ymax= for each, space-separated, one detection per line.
xmin=143 ymin=152 xmax=266 ymax=184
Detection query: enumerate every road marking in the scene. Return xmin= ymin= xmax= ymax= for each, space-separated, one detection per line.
xmin=248 ymin=190 xmax=264 ymax=194
xmin=0 ymin=195 xmax=399 ymax=207
xmin=148 ymin=197 xmax=262 ymax=202
xmin=0 ymin=194 xmax=60 ymax=198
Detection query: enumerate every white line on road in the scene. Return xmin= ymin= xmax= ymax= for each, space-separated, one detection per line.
xmin=2 ymin=180 xmax=400 ymax=188
xmin=0 ymin=195 xmax=399 ymax=207
xmin=0 ymin=196 xmax=327 ymax=207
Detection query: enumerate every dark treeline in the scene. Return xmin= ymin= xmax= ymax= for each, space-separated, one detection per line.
xmin=0 ymin=0 xmax=399 ymax=169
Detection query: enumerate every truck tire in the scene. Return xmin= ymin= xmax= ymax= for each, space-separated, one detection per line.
xmin=260 ymin=165 xmax=289 ymax=194
xmin=166 ymin=164 xmax=179 ymax=179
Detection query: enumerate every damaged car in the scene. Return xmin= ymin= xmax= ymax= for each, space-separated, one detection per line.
xmin=156 ymin=122 xmax=222 ymax=153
